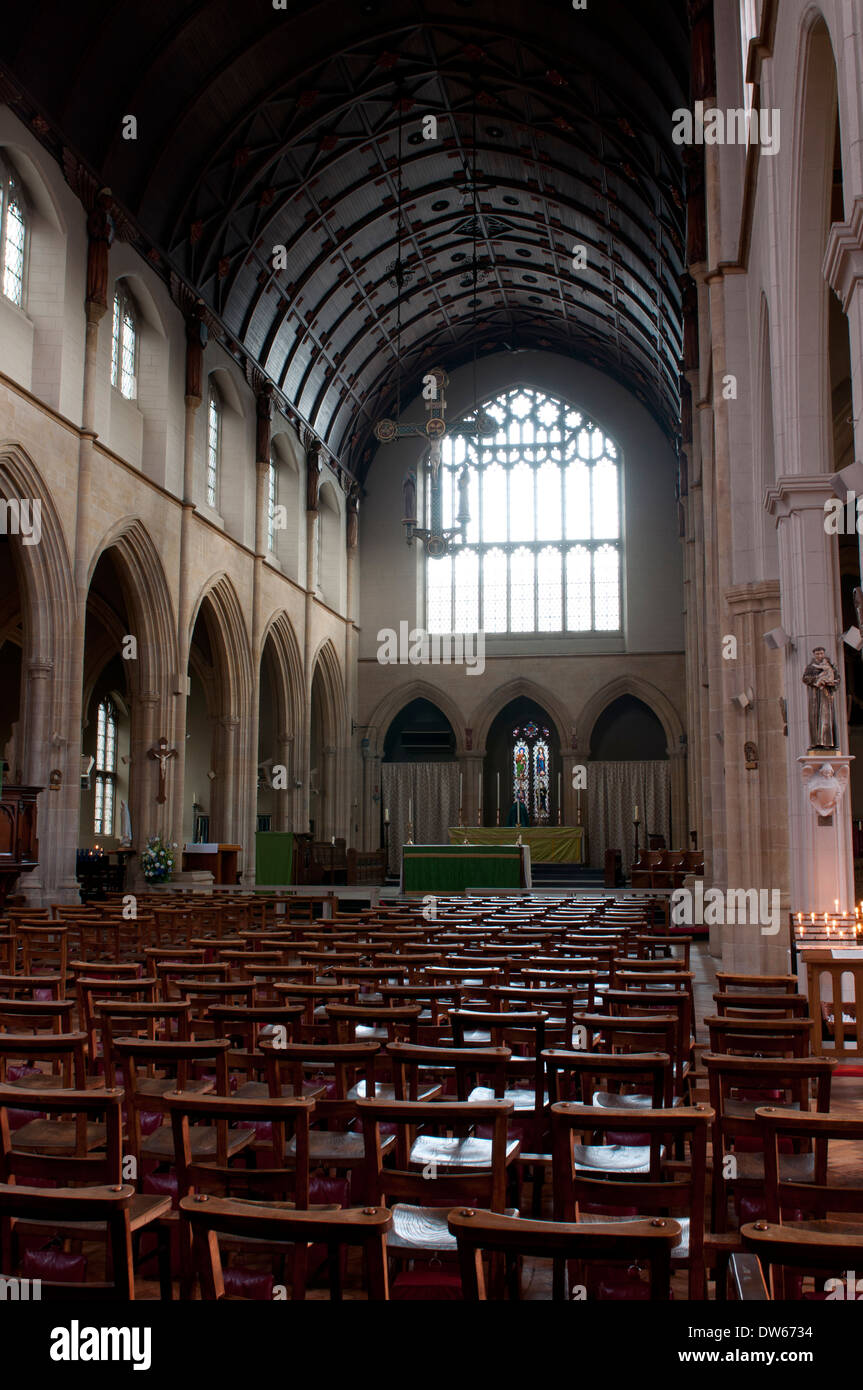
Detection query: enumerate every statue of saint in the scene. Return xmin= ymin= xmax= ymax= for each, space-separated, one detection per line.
xmin=346 ymin=482 xmax=359 ymax=549
xmin=802 ymin=647 xmax=840 ymax=750
xmin=402 ymin=468 xmax=417 ymax=528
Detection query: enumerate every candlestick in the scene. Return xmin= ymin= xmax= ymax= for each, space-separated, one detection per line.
xmin=383 ymin=807 xmax=390 ymax=825
xmin=496 ymin=772 xmax=500 ymax=826
xmin=478 ymin=772 xmax=482 ymax=827
xmin=408 ymin=797 xmax=412 ymax=827
xmin=634 ymin=804 xmax=640 ymax=824
xmin=557 ymin=771 xmax=562 ymax=826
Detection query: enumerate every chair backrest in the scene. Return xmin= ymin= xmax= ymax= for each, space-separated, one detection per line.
xmin=385 ymin=1042 xmax=511 ymax=1102
xmin=0 ymin=1029 xmax=88 ymax=1087
xmin=544 ymin=1048 xmax=673 ymax=1109
xmin=551 ymin=1102 xmax=713 ymax=1297
xmin=114 ymin=1037 xmax=233 ymax=1162
xmin=741 ymin=1219 xmax=863 ymax=1297
xmin=325 ymin=1002 xmax=422 ymax=1044
xmin=755 ymin=1105 xmax=863 ymax=1223
xmin=165 ymin=1090 xmax=315 ymax=1205
xmin=713 ymin=991 xmax=809 ymax=1018
xmin=716 ymin=972 xmax=799 ymax=994
xmin=357 ymin=1097 xmax=514 ymax=1213
xmin=0 ymin=1182 xmax=136 ymax=1298
xmin=448 ymin=1207 xmax=682 ymax=1301
xmin=179 ymin=1195 xmax=392 ymax=1299
xmin=98 ymin=1000 xmax=193 ymax=1086
xmin=0 ymin=1083 xmax=124 ymax=1186
xmin=704 ymin=1015 xmax=813 ymax=1058
xmin=0 ymin=997 xmax=75 ymax=1035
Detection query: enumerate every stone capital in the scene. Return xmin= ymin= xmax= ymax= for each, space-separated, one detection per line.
xmin=823 ymin=198 xmax=863 ymax=313
xmin=764 ymin=475 xmax=837 ymax=520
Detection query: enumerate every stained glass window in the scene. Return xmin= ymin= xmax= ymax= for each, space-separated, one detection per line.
xmin=426 ymin=386 xmax=621 ymax=633
xmin=93 ymin=697 xmax=117 ymax=837
xmin=511 ymin=724 xmax=552 ymax=825
xmin=111 ymin=286 xmax=137 ymax=399
xmin=0 ymin=168 xmax=26 ymax=307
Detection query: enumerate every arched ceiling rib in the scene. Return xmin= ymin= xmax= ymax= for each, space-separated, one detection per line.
xmin=0 ymin=0 xmax=689 ymax=479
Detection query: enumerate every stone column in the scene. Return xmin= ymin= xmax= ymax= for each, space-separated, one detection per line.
xmin=322 ymin=745 xmax=337 ymax=840
xmin=301 ymin=440 xmax=321 ymax=833
xmin=170 ymin=298 xmax=207 ymax=850
xmin=765 ymin=477 xmax=853 ymax=916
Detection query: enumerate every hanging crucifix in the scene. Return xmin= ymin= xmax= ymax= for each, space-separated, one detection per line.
xmin=147 ymin=737 xmax=178 ymax=804
xmin=374 ymin=366 xmax=495 ymax=556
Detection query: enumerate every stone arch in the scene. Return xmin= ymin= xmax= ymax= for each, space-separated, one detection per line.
xmin=576 ymin=676 xmax=684 ymax=756
xmin=189 ymin=573 xmax=253 ymax=720
xmin=787 ymin=8 xmax=841 ymax=476
xmin=309 ymin=637 xmax=347 ymax=838
xmin=471 ymin=678 xmax=572 ymax=757
xmin=0 ymin=443 xmax=76 ymax=900
xmin=260 ymin=610 xmax=304 ymax=741
xmin=366 ymin=680 xmax=469 ymax=758
xmin=87 ymin=517 xmax=177 ymax=704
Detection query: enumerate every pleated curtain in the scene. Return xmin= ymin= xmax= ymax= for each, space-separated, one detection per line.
xmin=586 ymin=760 xmax=671 ymax=869
xmin=381 ymin=763 xmax=461 ymax=876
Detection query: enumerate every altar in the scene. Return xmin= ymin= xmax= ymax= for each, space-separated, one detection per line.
xmin=447 ymin=825 xmax=586 ymax=864
xmin=402 ymin=843 xmax=531 ymax=894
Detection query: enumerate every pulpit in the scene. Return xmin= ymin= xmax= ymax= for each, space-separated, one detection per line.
xmin=182 ymin=843 xmax=241 ymax=885
xmin=0 ymin=784 xmax=41 ymax=907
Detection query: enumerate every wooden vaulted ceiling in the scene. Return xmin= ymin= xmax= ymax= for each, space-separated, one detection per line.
xmin=0 ymin=0 xmax=690 ymax=480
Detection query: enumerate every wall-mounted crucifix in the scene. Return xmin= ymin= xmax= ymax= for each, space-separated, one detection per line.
xmin=147 ymin=738 xmax=178 ymax=804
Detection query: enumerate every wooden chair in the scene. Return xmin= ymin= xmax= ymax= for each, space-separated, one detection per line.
xmin=741 ymin=1220 xmax=863 ymax=1299
xmin=0 ymin=1031 xmax=89 ymax=1101
xmin=551 ymin=1102 xmax=713 ymax=1298
xmin=179 ymin=1196 xmax=392 ymax=1299
xmin=16 ymin=924 xmax=68 ymax=993
xmin=704 ymin=1015 xmax=813 ymax=1059
xmin=97 ymin=1000 xmax=193 ymax=1087
xmin=704 ymin=1053 xmax=834 ymax=1231
xmin=206 ymin=1001 xmax=311 ymax=1098
xmin=0 ymin=1085 xmax=171 ymax=1297
xmin=0 ymin=1183 xmax=138 ymax=1299
xmin=77 ymin=975 xmax=158 ymax=1070
xmin=357 ymin=1097 xmax=517 ymax=1277
xmin=753 ymin=1105 xmax=863 ymax=1296
xmin=716 ymin=972 xmax=799 ymax=995
xmin=713 ymin=990 xmax=809 ymax=1019
xmin=448 ymin=1207 xmax=682 ymax=1301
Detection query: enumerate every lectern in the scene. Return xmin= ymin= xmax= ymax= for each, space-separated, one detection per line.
xmin=182 ymin=843 xmax=241 ymax=885
xmin=0 ymin=784 xmax=41 ymax=907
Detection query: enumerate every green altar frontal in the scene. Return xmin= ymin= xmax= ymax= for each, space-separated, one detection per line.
xmin=255 ymin=831 xmax=294 ymax=886
xmin=402 ymin=843 xmax=526 ymax=893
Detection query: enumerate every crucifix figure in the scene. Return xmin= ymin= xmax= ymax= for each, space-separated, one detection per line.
xmin=147 ymin=737 xmax=178 ymax=804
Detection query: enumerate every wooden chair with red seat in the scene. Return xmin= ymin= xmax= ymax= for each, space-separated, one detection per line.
xmin=740 ymin=1220 xmax=863 ymax=1300
xmin=704 ymin=1053 xmax=835 ymax=1232
xmin=206 ymin=1001 xmax=316 ymax=1100
xmin=0 ymin=974 xmax=64 ymax=1001
xmin=272 ymin=980 xmax=360 ymax=1042
xmin=97 ymin=999 xmax=194 ymax=1087
xmin=357 ymin=1096 xmax=517 ymax=1296
xmin=325 ymin=1001 xmax=422 ymax=1047
xmin=448 ymin=1207 xmax=682 ymax=1301
xmin=0 ymin=997 xmax=75 ymax=1035
xmin=77 ymin=975 xmax=158 ymax=1072
xmin=261 ymin=1039 xmax=396 ymax=1200
xmin=0 ymin=1084 xmax=172 ymax=1297
xmin=166 ymin=1089 xmax=317 ymax=1298
xmin=16 ymin=923 xmax=68 ymax=995
xmin=180 ymin=1196 xmax=392 ymax=1300
xmin=0 ymin=1182 xmax=139 ymax=1299
xmin=551 ymin=1101 xmax=713 ymax=1299
xmin=0 ymin=1031 xmax=89 ymax=1110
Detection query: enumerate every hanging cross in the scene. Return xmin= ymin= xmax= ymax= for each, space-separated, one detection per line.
xmin=147 ymin=737 xmax=178 ymax=804
xmin=373 ymin=366 xmax=496 ymax=474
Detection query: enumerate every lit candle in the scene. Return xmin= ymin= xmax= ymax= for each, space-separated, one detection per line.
xmin=634 ymin=804 xmax=639 ymax=823
xmin=811 ymin=913 xmax=815 ymax=924
xmin=835 ymin=899 xmax=840 ymax=913
xmin=383 ymin=807 xmax=390 ymax=825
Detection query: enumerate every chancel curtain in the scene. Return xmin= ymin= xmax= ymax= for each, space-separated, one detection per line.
xmin=382 ymin=762 xmax=460 ymax=876
xmin=587 ymin=760 xmax=671 ymax=869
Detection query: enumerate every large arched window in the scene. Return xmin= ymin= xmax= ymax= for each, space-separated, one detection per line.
xmin=426 ymin=386 xmax=621 ymax=634
xmin=111 ymin=283 xmax=137 ymax=398
xmin=0 ymin=161 xmax=27 ymax=307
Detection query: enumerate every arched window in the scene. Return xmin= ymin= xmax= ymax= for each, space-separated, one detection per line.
xmin=0 ymin=162 xmax=27 ymax=307
xmin=111 ymin=284 xmax=137 ymax=398
xmin=93 ymin=697 xmax=117 ymax=836
xmin=426 ymin=386 xmax=621 ymax=633
xmin=267 ymin=452 xmax=278 ymax=550
xmin=206 ymin=386 xmax=221 ymax=508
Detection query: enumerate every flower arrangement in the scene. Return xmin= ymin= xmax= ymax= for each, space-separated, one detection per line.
xmin=140 ymin=835 xmax=177 ymax=883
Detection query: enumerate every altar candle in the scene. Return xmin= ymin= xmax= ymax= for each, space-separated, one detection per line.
xmin=496 ymin=773 xmax=500 ymax=812
xmin=384 ymin=807 xmax=390 ymax=825
xmin=557 ymin=771 xmax=561 ymax=815
xmin=408 ymin=797 xmax=412 ymax=825
xmin=634 ymin=805 xmax=639 ymax=823
xmin=835 ymin=899 xmax=840 ymax=913
xmin=478 ymin=774 xmax=482 ymax=815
